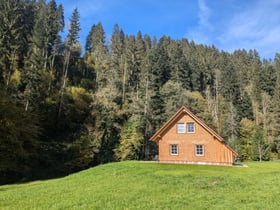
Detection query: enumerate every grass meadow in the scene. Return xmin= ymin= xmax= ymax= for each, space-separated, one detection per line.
xmin=1 ymin=161 xmax=280 ymax=209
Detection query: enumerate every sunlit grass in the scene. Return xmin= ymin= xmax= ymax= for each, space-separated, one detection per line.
xmin=1 ymin=161 xmax=280 ymax=209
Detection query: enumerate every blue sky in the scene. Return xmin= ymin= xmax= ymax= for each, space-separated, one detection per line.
xmin=56 ymin=0 xmax=280 ymax=59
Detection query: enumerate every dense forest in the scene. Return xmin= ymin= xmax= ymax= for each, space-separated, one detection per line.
xmin=1 ymin=0 xmax=280 ymax=184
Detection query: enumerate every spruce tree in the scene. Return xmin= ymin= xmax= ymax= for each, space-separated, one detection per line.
xmin=59 ymin=8 xmax=81 ymax=116
xmin=271 ymin=54 xmax=280 ymax=157
xmin=0 ymin=0 xmax=24 ymax=87
xmin=85 ymin=23 xmax=107 ymax=88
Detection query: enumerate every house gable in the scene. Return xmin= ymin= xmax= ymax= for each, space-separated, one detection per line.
xmin=150 ymin=105 xmax=238 ymax=165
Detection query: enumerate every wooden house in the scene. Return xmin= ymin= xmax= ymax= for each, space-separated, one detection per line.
xmin=150 ymin=105 xmax=238 ymax=166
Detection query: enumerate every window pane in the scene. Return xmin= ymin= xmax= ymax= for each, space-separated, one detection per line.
xmin=177 ymin=123 xmax=186 ymax=133
xmin=196 ymin=145 xmax=204 ymax=156
xmin=187 ymin=123 xmax=195 ymax=133
xmin=170 ymin=144 xmax=178 ymax=155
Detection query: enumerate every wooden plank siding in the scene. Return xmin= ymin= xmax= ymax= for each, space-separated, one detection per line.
xmin=150 ymin=106 xmax=238 ymax=166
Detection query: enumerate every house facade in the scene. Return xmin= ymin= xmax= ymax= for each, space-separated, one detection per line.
xmin=150 ymin=106 xmax=238 ymax=166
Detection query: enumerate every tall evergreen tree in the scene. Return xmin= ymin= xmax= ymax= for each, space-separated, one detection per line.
xmin=23 ymin=0 xmax=64 ymax=111
xmin=149 ymin=38 xmax=171 ymax=129
xmin=85 ymin=23 xmax=107 ymax=88
xmin=59 ymin=7 xmax=81 ymax=116
xmin=0 ymin=0 xmax=24 ymax=87
xmin=271 ymin=54 xmax=280 ymax=157
xmin=169 ymin=41 xmax=191 ymax=89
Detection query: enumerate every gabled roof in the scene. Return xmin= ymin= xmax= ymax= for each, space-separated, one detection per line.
xmin=150 ymin=105 xmax=238 ymax=157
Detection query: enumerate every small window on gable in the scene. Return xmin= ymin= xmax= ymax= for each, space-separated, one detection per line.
xmin=195 ymin=145 xmax=204 ymax=156
xmin=170 ymin=144 xmax=178 ymax=155
xmin=177 ymin=123 xmax=186 ymax=133
xmin=187 ymin=122 xmax=195 ymax=133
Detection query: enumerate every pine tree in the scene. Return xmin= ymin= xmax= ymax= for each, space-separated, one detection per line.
xmin=149 ymin=44 xmax=169 ymax=129
xmin=259 ymin=60 xmax=276 ymax=96
xmin=59 ymin=8 xmax=81 ymax=116
xmin=110 ymin=24 xmax=125 ymax=79
xmin=0 ymin=0 xmax=24 ymax=87
xmin=271 ymin=54 xmax=280 ymax=157
xmin=85 ymin=23 xmax=107 ymax=88
xmin=219 ymin=52 xmax=241 ymax=105
xmin=169 ymin=41 xmax=191 ymax=89
xmin=23 ymin=0 xmax=64 ymax=111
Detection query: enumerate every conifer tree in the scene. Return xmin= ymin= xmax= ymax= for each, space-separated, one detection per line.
xmin=169 ymin=41 xmax=191 ymax=89
xmin=59 ymin=8 xmax=81 ymax=116
xmin=85 ymin=23 xmax=107 ymax=88
xmin=271 ymin=54 xmax=280 ymax=157
xmin=0 ymin=0 xmax=24 ymax=87
xmin=23 ymin=0 xmax=64 ymax=111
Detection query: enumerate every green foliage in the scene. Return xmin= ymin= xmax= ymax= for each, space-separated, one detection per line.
xmin=1 ymin=0 xmax=280 ymax=184
xmin=238 ymin=118 xmax=270 ymax=161
xmin=66 ymin=8 xmax=81 ymax=47
xmin=253 ymin=129 xmax=270 ymax=161
xmin=0 ymin=0 xmax=24 ymax=87
xmin=85 ymin=22 xmax=106 ymax=54
xmin=239 ymin=118 xmax=256 ymax=161
xmin=115 ymin=116 xmax=143 ymax=160
xmin=0 ymin=90 xmax=39 ymax=184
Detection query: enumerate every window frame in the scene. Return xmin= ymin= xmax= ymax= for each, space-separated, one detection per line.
xmin=177 ymin=123 xmax=186 ymax=134
xmin=187 ymin=122 xmax=195 ymax=133
xmin=170 ymin=144 xmax=178 ymax=155
xmin=195 ymin=144 xmax=204 ymax=156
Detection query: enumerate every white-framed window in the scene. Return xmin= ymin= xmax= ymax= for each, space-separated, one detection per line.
xmin=177 ymin=123 xmax=186 ymax=133
xmin=170 ymin=144 xmax=178 ymax=155
xmin=187 ymin=122 xmax=195 ymax=133
xmin=195 ymin=145 xmax=204 ymax=156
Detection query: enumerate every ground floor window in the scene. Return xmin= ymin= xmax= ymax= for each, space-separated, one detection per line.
xmin=195 ymin=145 xmax=204 ymax=156
xmin=170 ymin=144 xmax=178 ymax=155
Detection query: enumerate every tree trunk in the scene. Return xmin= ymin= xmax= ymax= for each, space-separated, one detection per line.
xmin=58 ymin=50 xmax=71 ymax=117
xmin=122 ymin=59 xmax=127 ymax=106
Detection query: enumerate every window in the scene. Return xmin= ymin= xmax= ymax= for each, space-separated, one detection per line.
xmin=195 ymin=145 xmax=204 ymax=156
xmin=177 ymin=123 xmax=186 ymax=133
xmin=187 ymin=122 xmax=195 ymax=133
xmin=170 ymin=144 xmax=178 ymax=155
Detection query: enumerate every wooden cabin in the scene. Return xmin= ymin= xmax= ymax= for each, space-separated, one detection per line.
xmin=150 ymin=105 xmax=238 ymax=166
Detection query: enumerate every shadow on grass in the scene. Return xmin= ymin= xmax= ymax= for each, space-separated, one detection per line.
xmin=233 ymin=163 xmax=248 ymax=167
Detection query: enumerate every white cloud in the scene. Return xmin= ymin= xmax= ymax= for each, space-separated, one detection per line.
xmin=198 ymin=0 xmax=212 ymax=30
xmin=217 ymin=0 xmax=280 ymax=58
xmin=186 ymin=0 xmax=212 ymax=44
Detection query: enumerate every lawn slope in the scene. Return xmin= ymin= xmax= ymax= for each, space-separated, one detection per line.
xmin=1 ymin=161 xmax=280 ymax=209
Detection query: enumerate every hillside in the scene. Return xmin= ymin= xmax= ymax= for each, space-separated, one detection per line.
xmin=1 ymin=161 xmax=280 ymax=209
xmin=2 ymin=0 xmax=280 ymax=184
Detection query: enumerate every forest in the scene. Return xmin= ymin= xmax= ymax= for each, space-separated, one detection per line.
xmin=1 ymin=0 xmax=280 ymax=184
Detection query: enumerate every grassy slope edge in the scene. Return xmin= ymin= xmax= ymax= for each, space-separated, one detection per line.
xmin=1 ymin=161 xmax=280 ymax=209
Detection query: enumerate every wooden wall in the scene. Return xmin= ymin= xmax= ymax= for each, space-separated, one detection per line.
xmin=158 ymin=112 xmax=235 ymax=166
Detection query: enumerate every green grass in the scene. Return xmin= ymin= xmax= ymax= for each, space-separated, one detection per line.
xmin=1 ymin=161 xmax=280 ymax=209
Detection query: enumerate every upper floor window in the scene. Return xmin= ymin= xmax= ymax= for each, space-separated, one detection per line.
xmin=177 ymin=123 xmax=186 ymax=133
xmin=195 ymin=145 xmax=204 ymax=156
xmin=170 ymin=144 xmax=178 ymax=155
xmin=187 ymin=122 xmax=195 ymax=133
